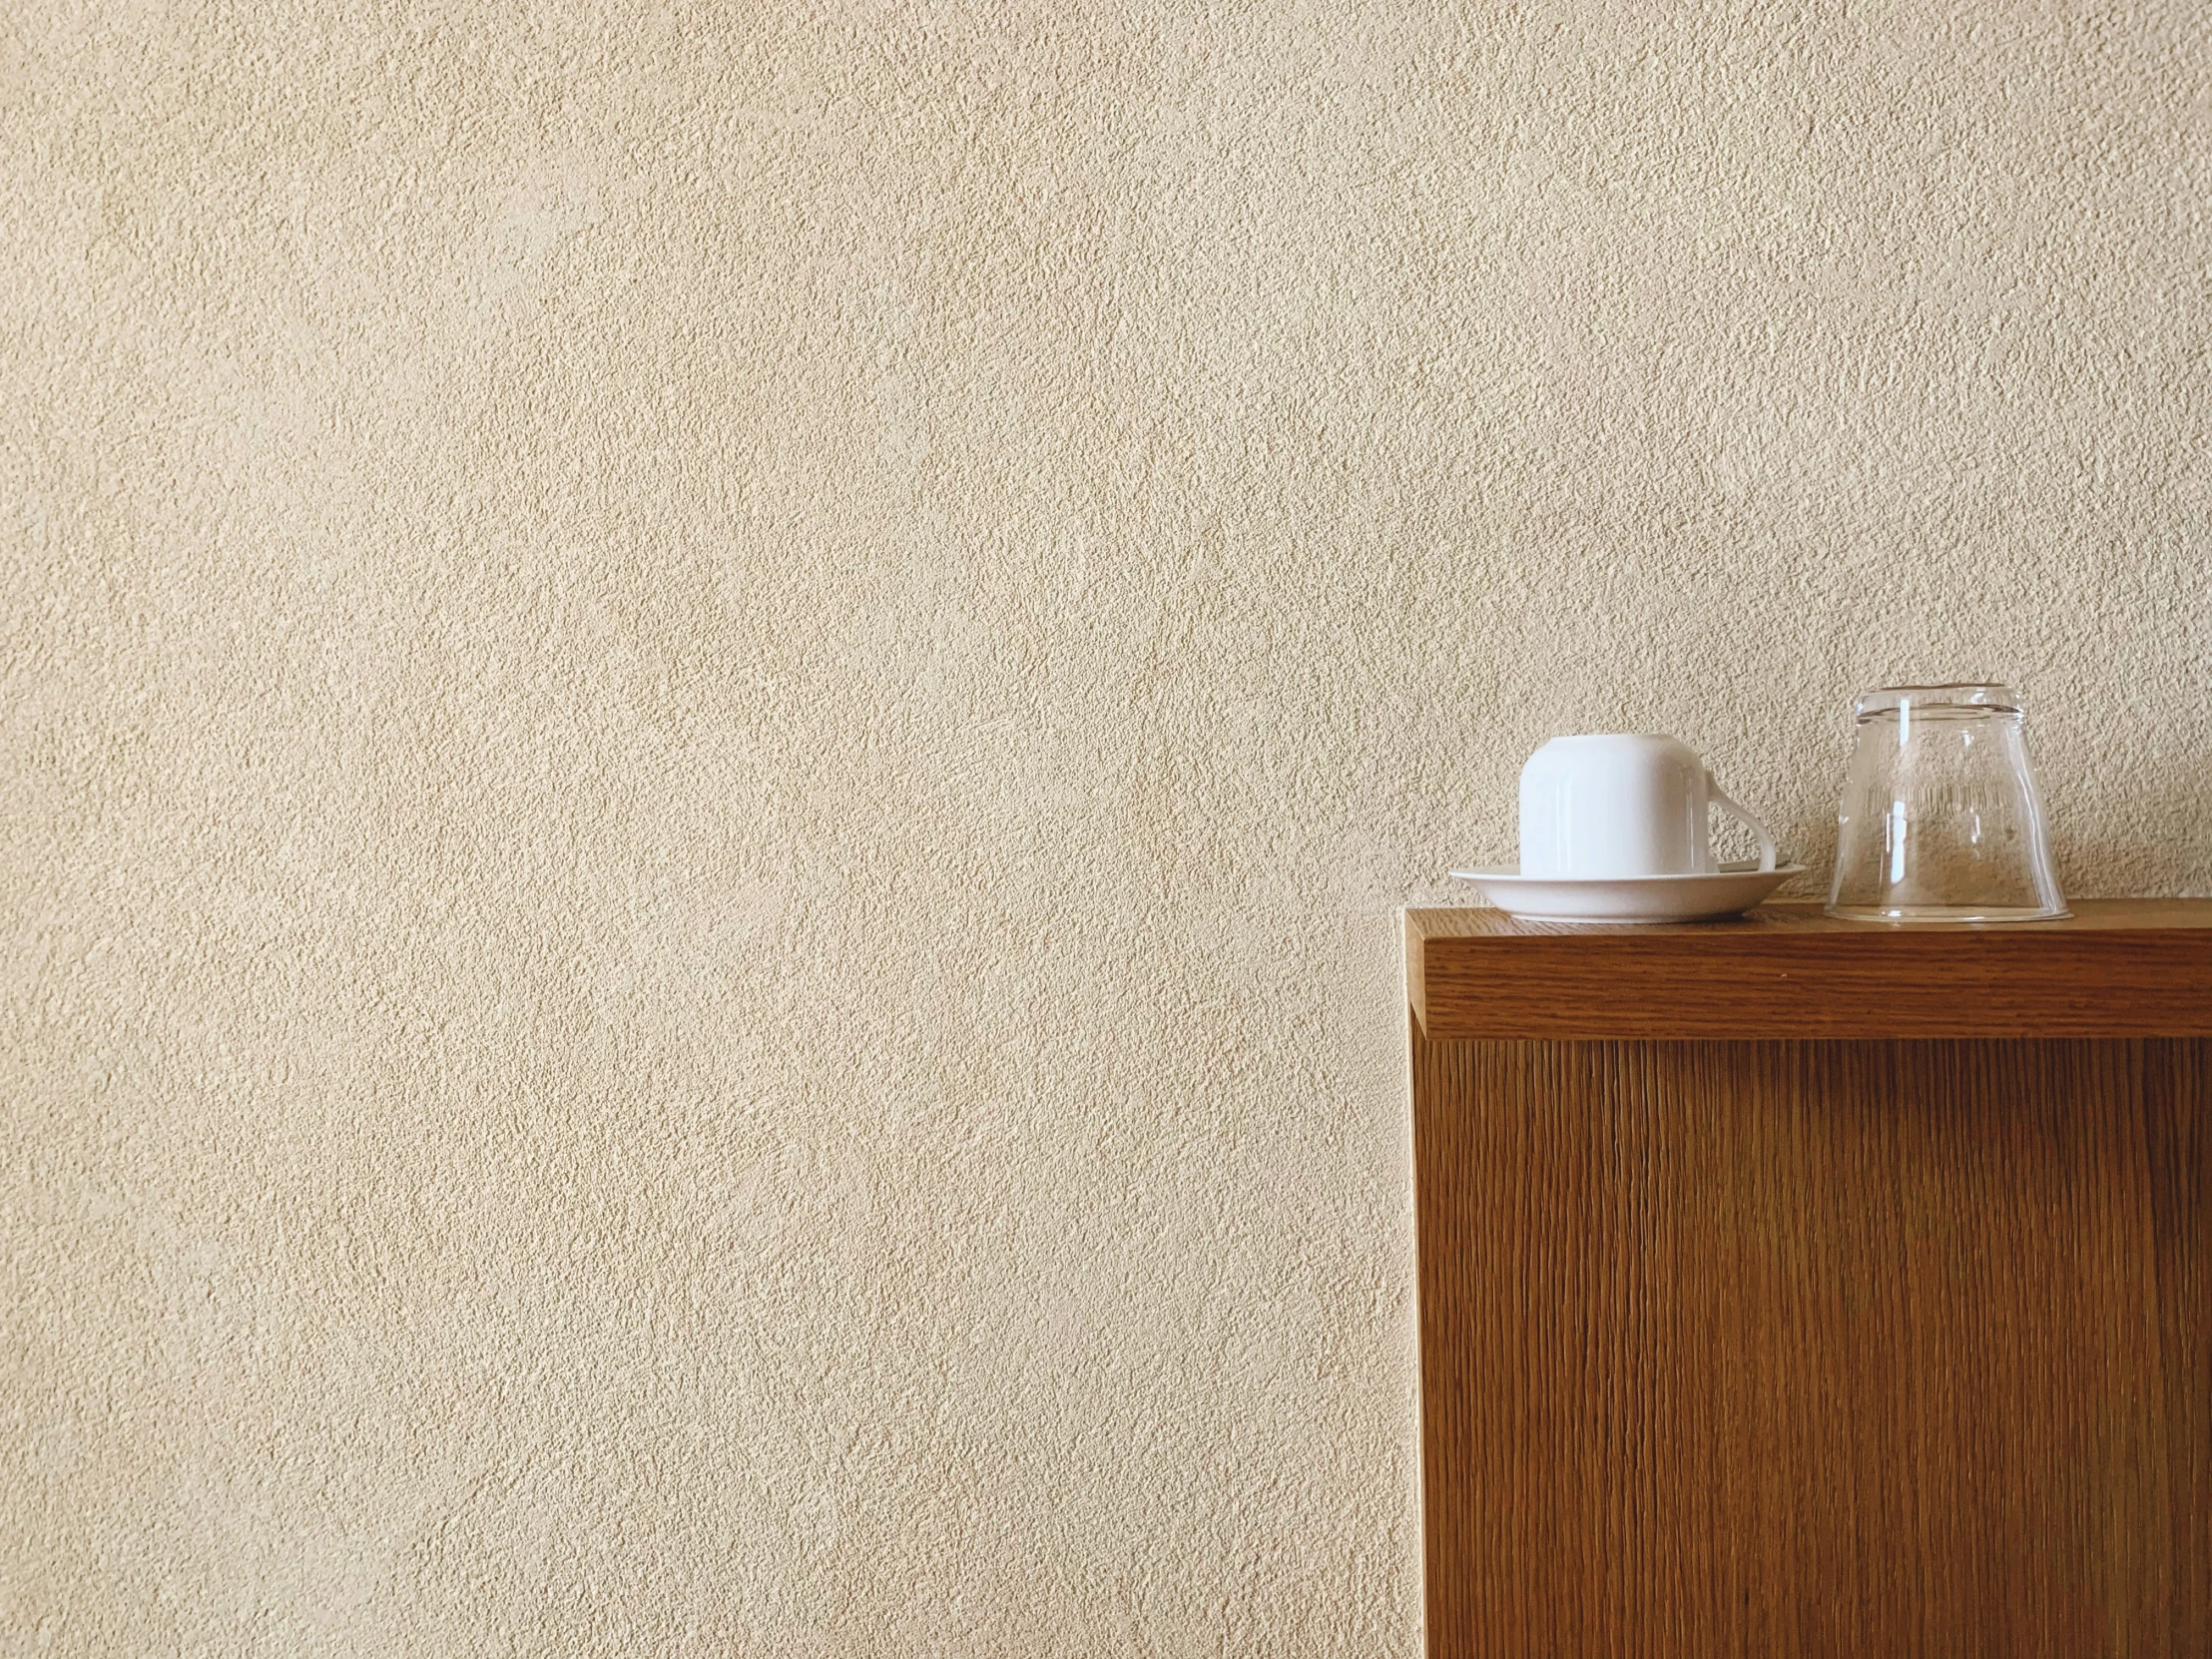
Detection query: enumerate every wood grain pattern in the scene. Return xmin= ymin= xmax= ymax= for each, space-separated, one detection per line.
xmin=1407 ymin=901 xmax=2212 ymax=1040
xmin=1412 ymin=1030 xmax=2211 ymax=1659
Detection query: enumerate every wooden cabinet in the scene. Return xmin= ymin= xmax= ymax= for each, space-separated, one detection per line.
xmin=1405 ymin=902 xmax=2212 ymax=1659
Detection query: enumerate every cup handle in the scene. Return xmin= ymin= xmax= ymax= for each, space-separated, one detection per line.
xmin=1708 ymin=772 xmax=1778 ymax=872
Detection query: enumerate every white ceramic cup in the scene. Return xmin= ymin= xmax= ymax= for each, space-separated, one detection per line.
xmin=1519 ymin=735 xmax=1778 ymax=879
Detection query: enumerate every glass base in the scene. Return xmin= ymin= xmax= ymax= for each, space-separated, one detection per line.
xmin=1824 ymin=902 xmax=2071 ymax=924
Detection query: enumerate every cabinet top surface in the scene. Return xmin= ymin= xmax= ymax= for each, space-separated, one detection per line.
xmin=1404 ymin=900 xmax=2212 ymax=1039
xmin=1406 ymin=897 xmax=2212 ymax=943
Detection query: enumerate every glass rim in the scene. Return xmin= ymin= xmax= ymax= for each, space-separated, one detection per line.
xmin=1854 ymin=683 xmax=2020 ymax=720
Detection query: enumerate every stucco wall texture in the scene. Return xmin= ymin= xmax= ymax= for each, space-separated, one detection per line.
xmin=4 ymin=1 xmax=2209 ymax=1653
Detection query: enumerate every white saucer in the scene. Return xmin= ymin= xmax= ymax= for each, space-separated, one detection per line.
xmin=1445 ymin=864 xmax=1808 ymax=924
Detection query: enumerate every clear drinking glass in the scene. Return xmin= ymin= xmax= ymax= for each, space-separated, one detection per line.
xmin=1825 ymin=684 xmax=2067 ymax=922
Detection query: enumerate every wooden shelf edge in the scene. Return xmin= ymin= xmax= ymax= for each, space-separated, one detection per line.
xmin=1406 ymin=898 xmax=2212 ymax=1040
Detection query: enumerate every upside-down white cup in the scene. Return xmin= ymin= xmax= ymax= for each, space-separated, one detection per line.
xmin=1519 ymin=735 xmax=1777 ymax=879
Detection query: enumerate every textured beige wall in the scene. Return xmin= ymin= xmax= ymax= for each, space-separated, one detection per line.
xmin=4 ymin=1 xmax=2208 ymax=1652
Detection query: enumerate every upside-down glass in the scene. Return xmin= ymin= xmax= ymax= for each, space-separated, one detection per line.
xmin=1826 ymin=685 xmax=2067 ymax=922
